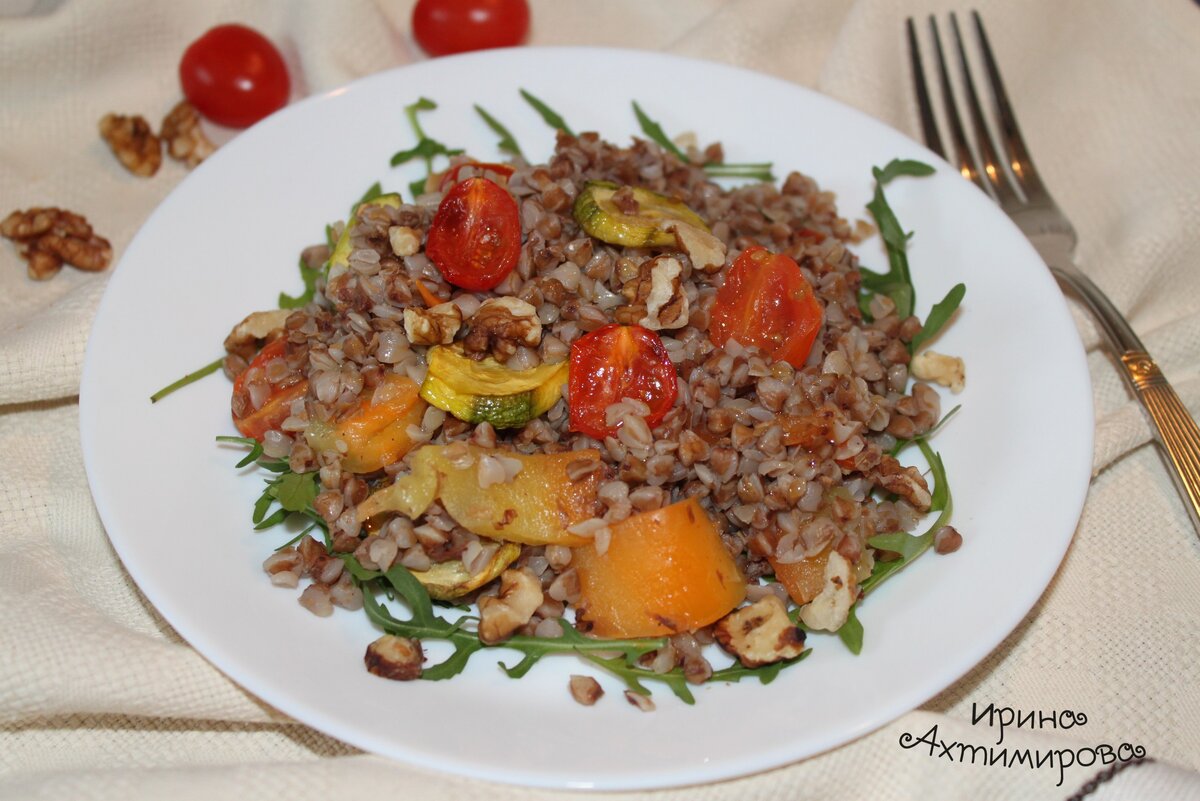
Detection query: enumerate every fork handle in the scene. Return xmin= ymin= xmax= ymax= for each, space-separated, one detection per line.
xmin=1050 ymin=265 xmax=1200 ymax=535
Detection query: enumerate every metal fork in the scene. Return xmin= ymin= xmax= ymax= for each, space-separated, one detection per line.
xmin=907 ymin=11 xmax=1200 ymax=535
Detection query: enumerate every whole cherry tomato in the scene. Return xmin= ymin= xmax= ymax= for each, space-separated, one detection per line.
xmin=709 ymin=246 xmax=823 ymax=368
xmin=568 ymin=324 xmax=679 ymax=441
xmin=231 ymin=338 xmax=308 ymax=441
xmin=412 ymin=0 xmax=531 ymax=57
xmin=180 ymin=24 xmax=290 ymax=128
xmin=425 ymin=177 xmax=521 ymax=291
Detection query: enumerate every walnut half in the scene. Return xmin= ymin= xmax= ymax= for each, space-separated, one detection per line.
xmin=1 ymin=207 xmax=112 ymax=280
xmin=462 ymin=297 xmax=542 ymax=362
xmin=161 ymin=101 xmax=215 ymax=168
xmin=99 ymin=113 xmax=162 ymax=177
xmin=404 ymin=301 xmax=462 ymax=346
xmin=477 ymin=568 xmax=543 ymax=644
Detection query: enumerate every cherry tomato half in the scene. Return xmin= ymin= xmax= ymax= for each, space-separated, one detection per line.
xmin=425 ymin=177 xmax=521 ymax=291
xmin=569 ymin=324 xmax=679 ymax=441
xmin=231 ymin=338 xmax=308 ymax=441
xmin=438 ymin=161 xmax=514 ymax=192
xmin=412 ymin=0 xmax=530 ymax=57
xmin=180 ymin=24 xmax=290 ymax=129
xmin=709 ymin=246 xmax=824 ymax=368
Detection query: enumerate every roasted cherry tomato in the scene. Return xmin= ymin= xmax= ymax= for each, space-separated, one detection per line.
xmin=425 ymin=177 xmax=521 ymax=291
xmin=709 ymin=246 xmax=823 ymax=368
xmin=437 ymin=161 xmax=514 ymax=192
xmin=412 ymin=0 xmax=530 ymax=57
xmin=568 ymin=324 xmax=678 ymax=441
xmin=231 ymin=338 xmax=308 ymax=441
xmin=179 ymin=24 xmax=290 ymax=128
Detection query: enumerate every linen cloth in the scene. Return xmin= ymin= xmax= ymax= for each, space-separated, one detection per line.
xmin=2 ymin=0 xmax=1198 ymax=798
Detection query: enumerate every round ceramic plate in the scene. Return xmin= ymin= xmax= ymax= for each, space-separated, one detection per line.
xmin=80 ymin=47 xmax=1093 ymax=791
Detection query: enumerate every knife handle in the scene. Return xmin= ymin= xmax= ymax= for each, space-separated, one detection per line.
xmin=1119 ymin=351 xmax=1200 ymax=535
xmin=1049 ymin=265 xmax=1200 ymax=536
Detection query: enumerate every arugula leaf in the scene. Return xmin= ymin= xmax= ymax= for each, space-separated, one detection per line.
xmin=874 ymin=159 xmax=936 ymax=184
xmin=273 ymin=471 xmax=318 ymax=513
xmin=520 ymin=89 xmax=575 ymax=137
xmin=149 ymin=357 xmax=223 ymax=403
xmin=390 ymin=97 xmax=464 ymax=195
xmin=859 ymin=437 xmax=954 ymax=596
xmin=474 ymin=104 xmax=523 ymax=158
xmin=632 ymin=100 xmax=688 ymax=161
xmin=909 ymin=282 xmax=966 ymax=353
xmin=858 ymin=158 xmax=936 ymax=320
xmin=837 ymin=605 xmax=864 ymax=655
xmin=278 ymin=254 xmax=322 ymax=309
xmin=632 ymin=99 xmax=775 ymax=182
xmin=390 ymin=137 xmax=462 ymax=167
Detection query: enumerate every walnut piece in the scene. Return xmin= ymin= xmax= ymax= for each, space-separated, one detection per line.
xmin=872 ymin=454 xmax=932 ymax=512
xmin=477 ymin=568 xmax=543 ymax=644
xmin=224 ymin=309 xmax=293 ymax=359
xmin=620 ymin=256 xmax=689 ymax=330
xmin=404 ymin=301 xmax=462 ymax=346
xmin=99 ymin=113 xmax=162 ymax=177
xmin=798 ymin=551 xmax=855 ymax=632
xmin=1 ymin=207 xmax=112 ymax=280
xmin=670 ymin=222 xmax=727 ymax=273
xmin=388 ymin=225 xmax=421 ymax=257
xmin=160 ymin=101 xmax=215 ymax=168
xmin=364 ymin=634 xmax=424 ymax=680
xmin=569 ymin=675 xmax=604 ymax=706
xmin=462 ymin=296 xmax=542 ymax=362
xmin=713 ymin=595 xmax=807 ymax=667
xmin=639 ymin=256 xmax=689 ymax=331
xmin=910 ymin=350 xmax=965 ymax=393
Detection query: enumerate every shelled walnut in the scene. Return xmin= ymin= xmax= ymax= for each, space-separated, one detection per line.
xmin=1 ymin=207 xmax=112 ymax=280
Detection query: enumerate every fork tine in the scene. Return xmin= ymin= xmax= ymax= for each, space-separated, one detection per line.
xmin=948 ymin=13 xmax=1021 ymax=205
xmin=927 ymin=16 xmax=985 ymax=192
xmin=970 ymin=10 xmax=1048 ymax=200
xmin=906 ymin=17 xmax=944 ymax=160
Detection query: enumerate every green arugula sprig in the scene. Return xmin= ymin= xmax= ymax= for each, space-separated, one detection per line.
xmin=390 ymin=97 xmax=465 ymax=197
xmin=632 ymin=101 xmax=775 ymax=183
xmin=832 ymin=408 xmax=960 ymax=655
xmin=520 ymin=89 xmax=575 ymax=137
xmin=350 ymin=554 xmax=809 ymax=703
xmin=216 ymin=435 xmax=321 ymax=532
xmin=474 ymin=104 xmax=524 ymax=159
xmin=858 ymin=159 xmax=966 ymax=352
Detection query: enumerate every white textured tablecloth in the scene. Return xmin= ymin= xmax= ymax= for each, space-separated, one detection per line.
xmin=2 ymin=1 xmax=1199 ymax=798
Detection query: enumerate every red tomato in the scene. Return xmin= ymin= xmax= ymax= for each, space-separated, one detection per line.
xmin=412 ymin=0 xmax=530 ymax=57
xmin=231 ymin=339 xmax=308 ymax=441
xmin=179 ymin=24 xmax=290 ymax=128
xmin=569 ymin=324 xmax=679 ymax=441
xmin=438 ymin=161 xmax=515 ymax=192
xmin=425 ymin=177 xmax=521 ymax=291
xmin=710 ymin=246 xmax=823 ymax=368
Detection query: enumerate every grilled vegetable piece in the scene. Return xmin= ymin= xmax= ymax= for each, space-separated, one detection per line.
xmin=305 ymin=373 xmax=426 ymax=473
xmin=356 ymin=444 xmax=605 ymax=546
xmin=573 ymin=180 xmax=708 ymax=248
xmin=573 ymin=497 xmax=746 ymax=638
xmin=419 ymin=345 xmax=567 ymax=429
xmin=410 ymin=542 xmax=522 ymax=600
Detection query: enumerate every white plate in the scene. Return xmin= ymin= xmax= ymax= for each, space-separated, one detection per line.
xmin=80 ymin=47 xmax=1093 ymax=791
